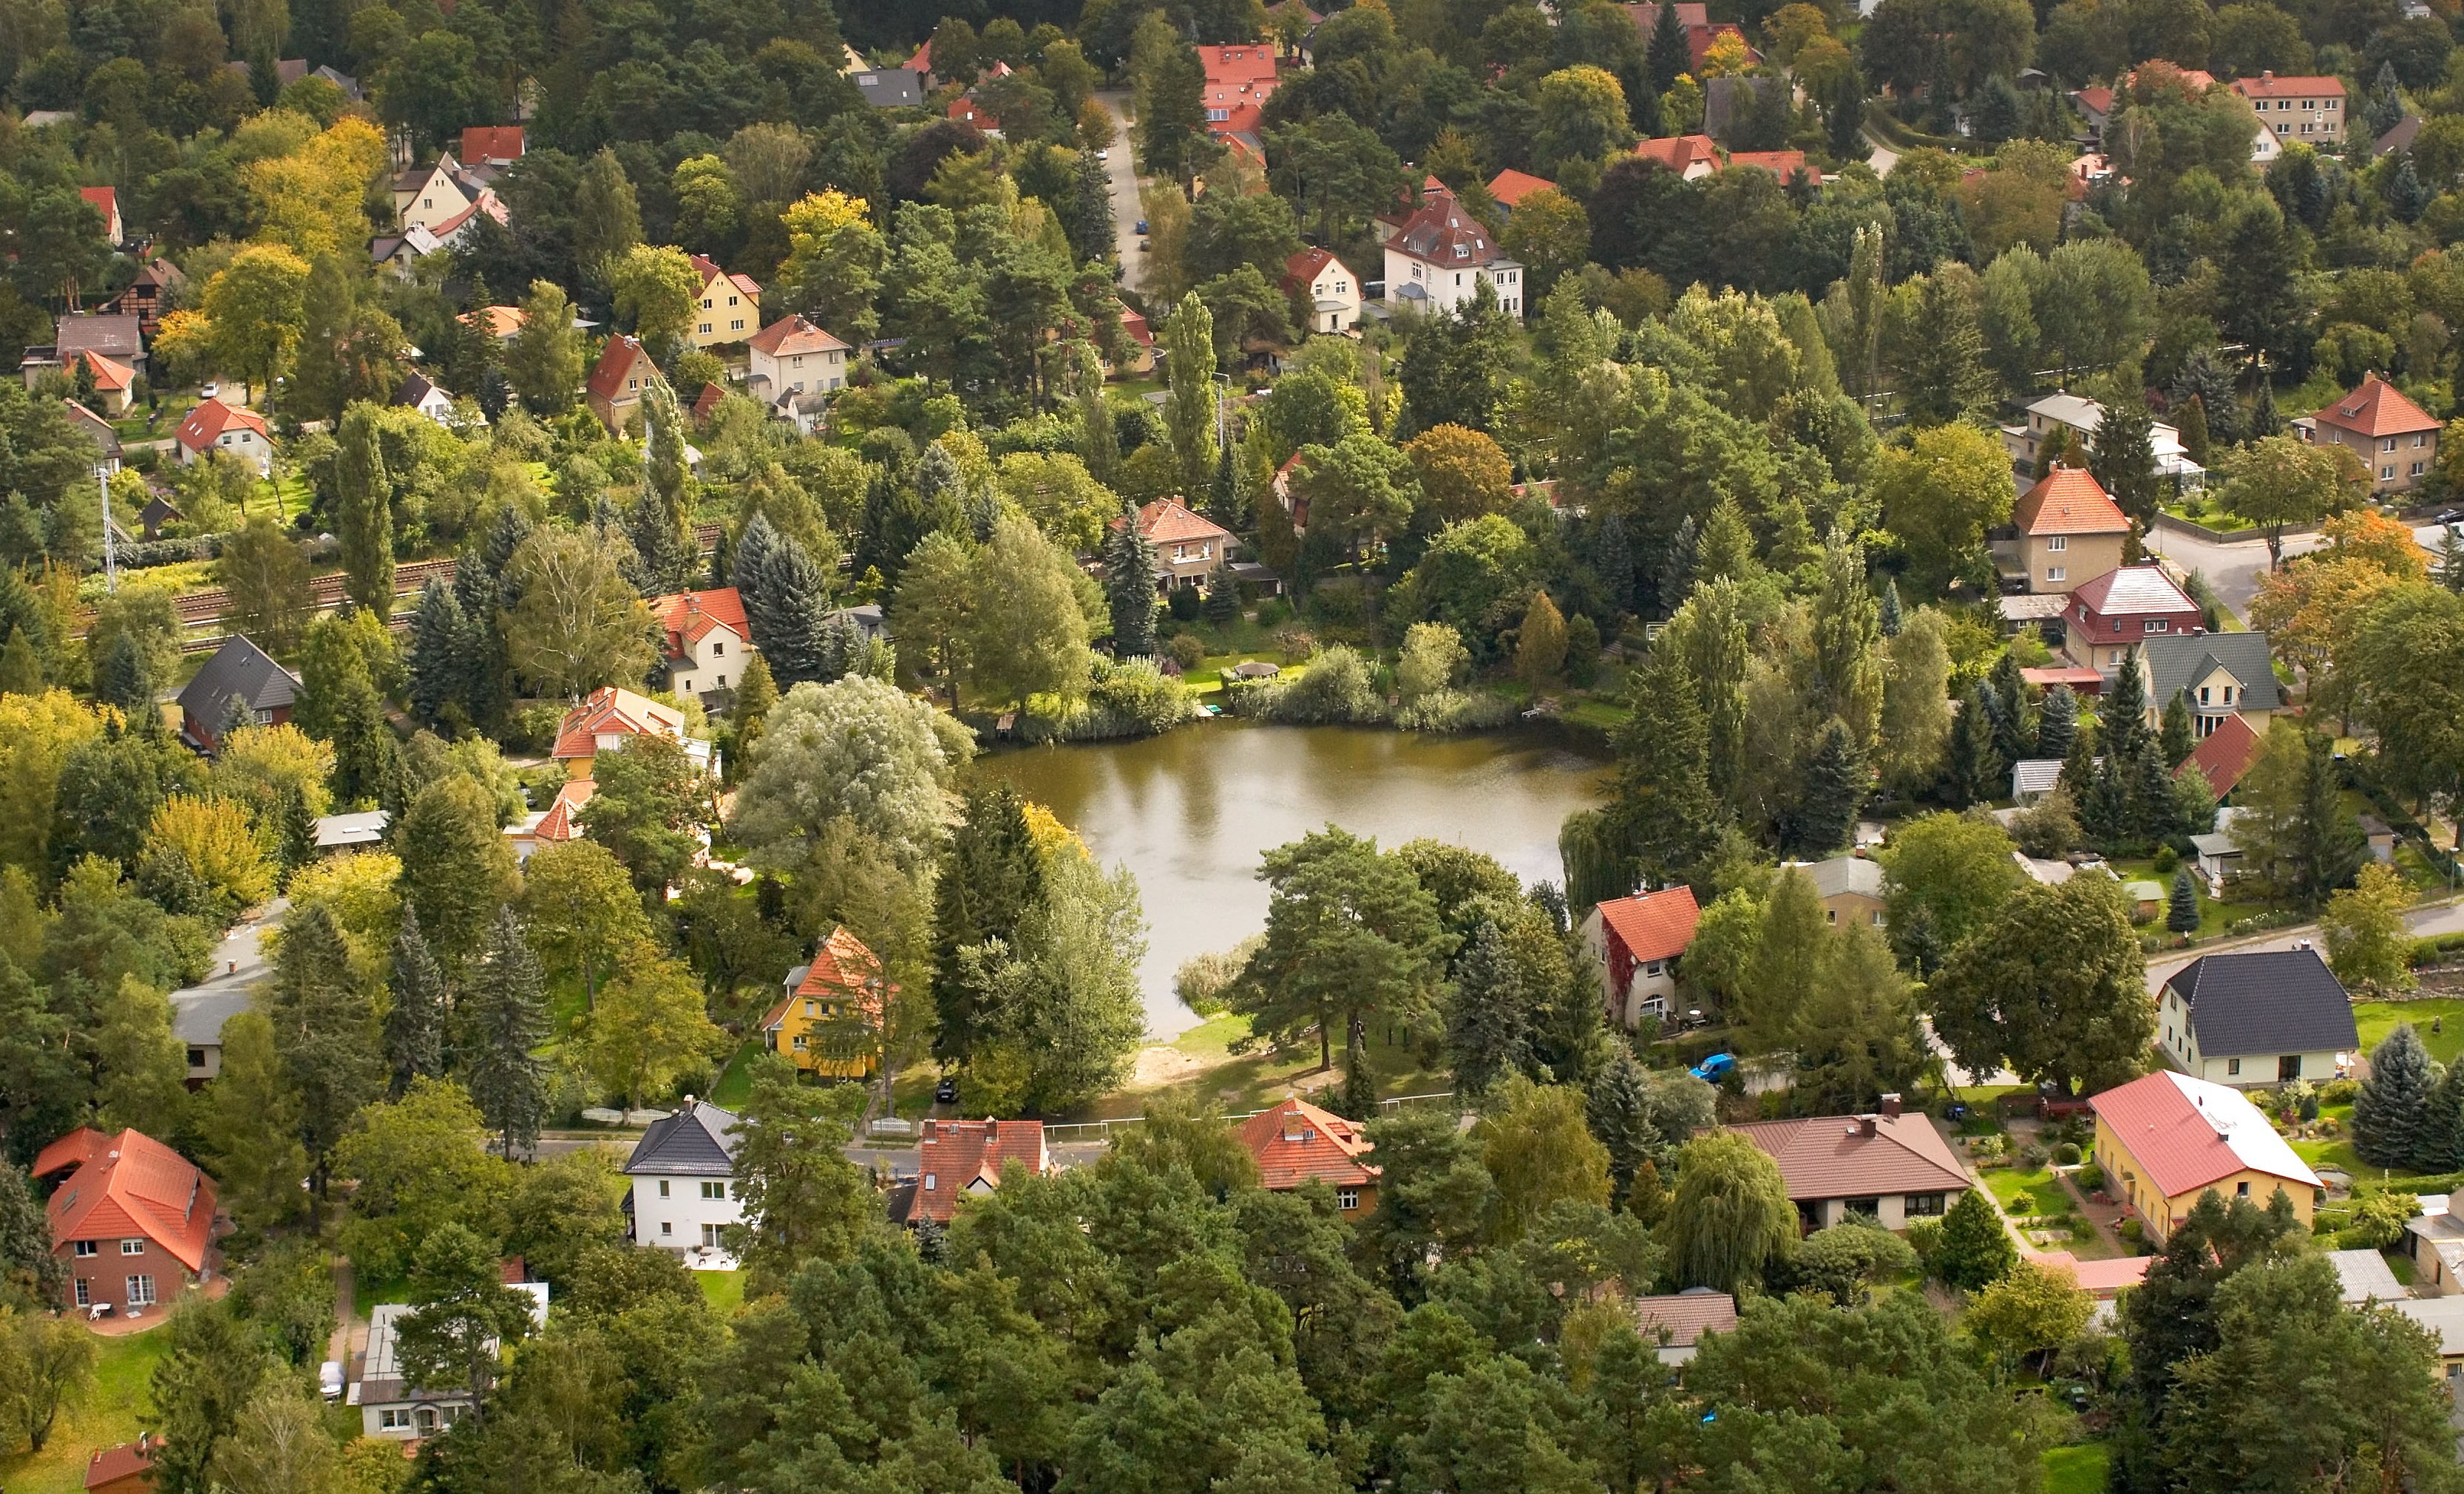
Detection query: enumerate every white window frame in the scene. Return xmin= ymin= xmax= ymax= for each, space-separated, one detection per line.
xmin=125 ymin=1274 xmax=155 ymax=1307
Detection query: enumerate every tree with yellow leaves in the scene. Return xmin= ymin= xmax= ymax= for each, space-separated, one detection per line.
xmin=152 ymin=309 xmax=217 ymax=388
xmin=0 ymin=690 xmax=107 ymax=878
xmin=202 ymin=244 xmax=310 ymax=402
xmin=1700 ymin=30 xmax=1754 ymax=77
xmin=149 ymin=795 xmax=276 ymax=918
xmin=243 ymin=115 xmax=388 ymax=262
xmin=775 ymin=191 xmax=886 ymax=342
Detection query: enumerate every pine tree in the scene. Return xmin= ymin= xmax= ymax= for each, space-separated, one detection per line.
xmin=1104 ymin=500 xmax=1160 ymax=657
xmin=1657 ymin=513 xmax=1697 ymax=617
xmin=1591 ymin=513 xmax=1635 ymax=618
xmin=461 ymin=906 xmax=549 ymax=1157
xmin=1609 ymin=656 xmax=1717 ymax=885
xmin=385 ymin=905 xmax=448 ymax=1097
xmin=406 ymin=578 xmax=473 ymax=728
xmin=2418 ymin=1058 xmax=2464 ymax=1173
xmin=2355 ymin=1022 xmax=2437 ymax=1169
xmin=1783 ymin=717 xmax=1867 ymax=857
xmin=1445 ymin=920 xmax=1530 ymax=1096
xmin=2037 ymin=684 xmax=2077 ymax=761
xmin=336 ymin=404 xmax=396 ymax=617
xmin=1584 ymin=1042 xmax=1657 ymax=1207
xmin=2166 ymin=867 xmax=2200 ymax=936
xmin=1646 ymin=0 xmax=1689 ymax=94
xmin=2159 ymin=690 xmax=2195 ymax=767
xmin=746 ymin=532 xmax=833 ymax=686
xmin=0 ymin=625 xmax=41 ymax=695
xmin=1876 ymin=577 xmax=1903 ymax=638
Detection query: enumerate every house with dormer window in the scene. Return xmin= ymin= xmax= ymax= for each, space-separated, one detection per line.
xmin=764 ymin=927 xmax=889 ymax=1079
xmin=35 ymin=1127 xmax=222 ymax=1317
xmin=2136 ymin=631 xmax=2282 ymax=738
xmin=1380 ymin=180 xmax=1525 ymax=319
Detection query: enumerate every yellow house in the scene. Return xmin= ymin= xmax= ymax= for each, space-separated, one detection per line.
xmin=2089 ymin=1070 xmax=2321 ymax=1243
xmin=762 ymin=927 xmax=887 ymax=1079
xmin=688 ymin=255 xmax=761 ymax=350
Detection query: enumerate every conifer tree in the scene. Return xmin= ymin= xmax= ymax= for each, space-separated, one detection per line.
xmin=2166 ymin=867 xmax=2200 ymax=936
xmin=2100 ymin=646 xmax=2151 ymax=761
xmin=931 ymin=784 xmax=1049 ymax=1064
xmin=633 ymin=378 xmax=699 ymax=594
xmin=94 ymin=631 xmax=155 ymax=724
xmin=1208 ymin=444 xmax=1238 ymax=530
xmin=1068 ymin=146 xmax=1115 ymax=265
xmin=406 ymin=578 xmax=473 ymax=729
xmin=384 ymin=906 xmax=449 ymax=1098
xmin=274 ymin=780 xmax=317 ymax=879
xmin=1078 ymin=381 xmax=1120 ymax=489
xmin=2249 ymin=378 xmax=2280 ymax=438
xmin=268 ymin=901 xmax=380 ymax=1211
xmin=1445 ymin=920 xmax=1530 ymax=1097
xmin=2175 ymin=393 xmax=2210 ymax=467
xmin=1585 ymin=1043 xmax=1656 ymax=1208
xmin=1783 ymin=717 xmax=1867 ymax=856
xmin=1657 ymin=513 xmax=1697 ymax=616
xmin=1591 ymin=513 xmax=1635 ymax=618
xmin=1934 ymin=1186 xmax=2017 ymax=1290
xmin=2418 ymin=1057 xmax=2464 ymax=1173
xmin=1942 ymin=684 xmax=2000 ymax=807
xmin=2036 ymin=684 xmax=2077 ymax=761
xmin=461 ymin=906 xmax=549 ymax=1158
xmin=1986 ymin=650 xmax=2030 ymax=768
xmin=730 ymin=652 xmax=779 ymax=765
xmin=2355 ymin=1022 xmax=2436 ymax=1169
xmin=745 ymin=532 xmax=833 ymax=686
xmin=1877 ymin=577 xmax=1903 ymax=638
xmin=0 ymin=626 xmax=41 ymax=695
xmin=1609 ymin=655 xmax=1717 ymax=885
xmin=2159 ymin=691 xmax=2196 ymax=767
xmin=1204 ymin=560 xmax=1239 ymax=625
xmin=2441 ymin=529 xmax=2464 ymax=594
xmin=336 ymin=404 xmax=396 ymax=616
xmin=1646 ymin=0 xmax=1689 ymax=93
xmin=732 ymin=511 xmax=778 ymax=615
xmin=1104 ymin=500 xmax=1160 ymax=657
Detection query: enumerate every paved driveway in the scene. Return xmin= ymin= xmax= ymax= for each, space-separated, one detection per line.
xmin=1095 ymin=91 xmax=1147 ymax=291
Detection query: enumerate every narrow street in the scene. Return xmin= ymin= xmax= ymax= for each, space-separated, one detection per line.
xmin=1095 ymin=90 xmax=1147 ymax=292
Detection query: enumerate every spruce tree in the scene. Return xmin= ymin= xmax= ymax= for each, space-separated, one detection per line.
xmin=1609 ymin=656 xmax=1717 ymax=884
xmin=94 ymin=631 xmax=155 ymax=724
xmin=217 ymin=693 xmax=254 ymax=751
xmin=2166 ymin=867 xmax=2200 ymax=936
xmin=2290 ymin=729 xmax=2365 ymax=909
xmin=1591 ymin=513 xmax=1635 ymax=619
xmin=2132 ymin=744 xmax=2179 ymax=843
xmin=1942 ymin=684 xmax=2000 ymax=807
xmin=385 ymin=904 xmax=449 ymax=1097
xmin=1445 ymin=920 xmax=1530 ymax=1096
xmin=461 ymin=906 xmax=549 ymax=1157
xmin=1782 ymin=717 xmax=1867 ymax=857
xmin=2159 ymin=691 xmax=2195 ymax=767
xmin=1208 ymin=444 xmax=1238 ymax=531
xmin=732 ymin=512 xmax=778 ymax=616
xmin=1104 ymin=500 xmax=1160 ymax=657
xmin=746 ymin=532 xmax=833 ymax=686
xmin=1657 ymin=513 xmax=1697 ymax=617
xmin=2057 ymin=712 xmax=2097 ymax=804
xmin=633 ymin=378 xmax=699 ymax=594
xmin=1987 ymin=650 xmax=2030 ymax=768
xmin=1646 ymin=0 xmax=1689 ymax=93
xmin=2175 ymin=393 xmax=2211 ymax=468
xmin=2249 ymin=378 xmax=2280 ymax=438
xmin=2418 ymin=1058 xmax=2464 ymax=1173
xmin=1877 ymin=577 xmax=1903 ymax=638
xmin=1068 ymin=146 xmax=1115 ymax=264
xmin=1203 ymin=560 xmax=1239 ymax=625
xmin=2037 ymin=684 xmax=2077 ymax=761
xmin=2440 ymin=529 xmax=2464 ymax=594
xmin=268 ymin=901 xmax=380 ymax=1206
xmin=406 ymin=578 xmax=473 ymax=728
xmin=275 ymin=779 xmax=317 ymax=880
xmin=931 ymin=784 xmax=1049 ymax=1064
xmin=2083 ymin=750 xmax=2133 ymax=849
xmin=2100 ymin=646 xmax=2151 ymax=761
xmin=2090 ymin=396 xmax=2162 ymax=529
xmin=2355 ymin=1022 xmax=2436 ymax=1169
xmin=1336 ymin=1046 xmax=1379 ymax=1120
xmin=0 ymin=625 xmax=41 ymax=695
xmin=2172 ymin=348 xmax=2239 ymax=445
xmin=1585 ymin=1042 xmax=1656 ymax=1208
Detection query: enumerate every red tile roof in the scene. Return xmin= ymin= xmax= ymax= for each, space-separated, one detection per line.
xmin=2072 ymin=85 xmax=2116 ymax=117
xmin=79 ymin=186 xmax=118 ymax=235
xmin=907 ymin=1119 xmax=1048 ymax=1223
xmin=2070 ymin=565 xmax=2198 ymax=619
xmin=1593 ymin=886 xmax=1701 ymax=964
xmin=2021 ymin=665 xmax=2106 ymax=692
xmin=1724 ymin=1113 xmax=1972 ymax=1201
xmin=459 ymin=126 xmax=523 ymax=163
xmin=1633 ymin=1290 xmax=1737 ymax=1346
xmin=1635 ymin=134 xmax=1723 ymax=174
xmin=532 ymin=777 xmax=594 ymax=843
xmin=2013 ymin=465 xmax=2130 ymax=537
xmin=39 ymin=1127 xmax=217 ymax=1274
xmin=748 ymin=314 xmax=849 ymax=359
xmin=689 ymin=254 xmax=761 ymax=302
xmin=72 ymin=348 xmax=133 ymax=393
xmin=1239 ymin=1097 xmax=1378 ymax=1190
xmin=1281 ymin=245 xmax=1340 ymax=293
xmin=1726 ymin=149 xmax=1817 ymax=182
xmin=2229 ymin=71 xmax=2346 ymax=101
xmin=2180 ymin=710 xmax=2263 ymax=797
xmin=2311 ymin=373 xmax=2438 ymax=439
xmin=651 ymin=587 xmax=749 ymax=653
xmin=174 ymin=398 xmax=268 ymax=454
xmin=1121 ymin=497 xmax=1232 ymax=547
xmin=948 ymin=95 xmax=994 ymax=129
xmin=461 ymin=305 xmax=525 ymax=338
xmin=84 ymin=1436 xmax=156 ymax=1492
xmin=2089 ymin=1070 xmax=2321 ymax=1199
xmin=1385 ymin=191 xmax=1504 ymax=268
xmin=1485 ymin=168 xmax=1556 ymax=207
xmin=2037 ymin=1252 xmax=2151 ymax=1294
xmin=586 ymin=335 xmax=650 ymax=404
xmin=551 ymin=685 xmax=685 ymax=762
xmin=1621 ymin=4 xmax=1756 ymax=71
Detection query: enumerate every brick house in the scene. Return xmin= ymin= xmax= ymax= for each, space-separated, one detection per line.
xmin=174 ymin=634 xmax=298 ymax=751
xmin=2061 ymin=566 xmax=2204 ymax=671
xmin=585 ymin=335 xmax=654 ymax=432
xmin=36 ymin=1127 xmax=220 ymax=1318
xmin=1238 ymin=1096 xmax=1379 ymax=1215
xmin=2301 ymin=373 xmax=2439 ymax=494
xmin=901 ymin=1119 xmax=1048 ymax=1225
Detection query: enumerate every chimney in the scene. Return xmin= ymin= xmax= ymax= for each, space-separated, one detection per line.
xmin=1854 ymin=1117 xmax=1877 ymax=1138
xmin=1881 ymin=1093 xmax=1902 ymax=1118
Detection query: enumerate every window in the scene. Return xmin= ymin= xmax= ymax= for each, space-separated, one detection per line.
xmin=791 ymin=1034 xmax=807 ymax=1050
xmin=701 ymin=1181 xmax=727 ymax=1200
xmin=1337 ymin=1188 xmax=1360 ymax=1210
xmin=1905 ymin=1193 xmax=1947 ymax=1218
xmin=660 ymin=1220 xmax=673 ymax=1235
xmin=2227 ymin=1058 xmax=2241 ymax=1075
xmin=2046 ymin=567 xmax=2065 ymax=583
xmin=2198 ymin=685 xmax=2210 ymax=704
xmin=380 ymin=1409 xmax=414 ymax=1430
xmin=126 ymin=1274 xmax=155 ymax=1307
xmin=923 ymin=1173 xmax=937 ymax=1191
xmin=658 ymin=1179 xmax=670 ymax=1197
xmin=702 ymin=1224 xmax=725 ymax=1247
xmin=698 ymin=323 xmax=712 ymax=336
xmin=2382 ymin=466 xmax=2396 ymax=481
xmin=2279 ymin=1054 xmax=2303 ymax=1081
xmin=122 ymin=1239 xmax=145 ymax=1255
xmin=2416 ymin=432 xmax=2431 ymax=447
xmin=804 ymin=1001 xmax=816 ymax=1016
xmin=2412 ymin=462 xmax=2426 ymax=477
xmin=1844 ymin=1198 xmax=1881 ymax=1219
xmin=2384 ymin=437 xmax=2400 ymax=453
xmin=2047 ymin=534 xmax=2068 ymax=551
xmin=74 ymin=1240 xmax=96 ymax=1257
xmin=2222 ymin=685 xmax=2235 ymax=704
xmin=74 ymin=1278 xmax=89 ymax=1305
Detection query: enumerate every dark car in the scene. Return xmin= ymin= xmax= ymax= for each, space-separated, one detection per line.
xmin=1135 ymin=219 xmax=1148 ymax=235
xmin=2435 ymin=508 xmax=2463 ymax=528
xmin=934 ymin=1076 xmax=957 ymax=1104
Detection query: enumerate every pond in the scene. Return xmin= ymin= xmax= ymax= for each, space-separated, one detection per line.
xmin=980 ymin=721 xmax=1612 ymax=1040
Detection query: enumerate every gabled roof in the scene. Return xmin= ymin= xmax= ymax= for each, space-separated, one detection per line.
xmin=586 ymin=335 xmax=651 ymax=403
xmin=63 ymin=401 xmax=120 ymax=459
xmin=1386 ymin=194 xmax=1505 ymax=268
xmin=532 ymin=777 xmax=594 ymax=842
xmin=622 ymin=1100 xmax=741 ymax=1177
xmin=2162 ymin=947 xmax=2359 ymax=1059
xmin=39 ymin=1127 xmax=217 ymax=1273
xmin=1280 ymin=245 xmax=1348 ymax=293
xmin=764 ymin=926 xmax=892 ymax=1033
xmin=2312 ymin=373 xmax=2438 ymax=438
xmin=551 ymin=685 xmax=685 ymax=761
xmin=1592 ymin=885 xmax=1701 ymax=963
xmin=1485 ymin=168 xmax=1555 ymax=207
xmin=2071 ymin=85 xmax=2116 ymax=118
xmin=1799 ymin=855 xmax=1882 ymax=902
xmin=395 ymin=371 xmax=446 ymax=409
xmin=1633 ymin=1289 xmax=1737 ymax=1348
xmin=651 ymin=587 xmax=749 ymax=655
xmin=57 ymin=313 xmax=140 ymax=360
xmin=2070 ymin=565 xmax=2198 ymax=618
xmin=1635 ymin=134 xmax=1723 ymax=174
xmin=1724 ymin=1113 xmax=1973 ymax=1201
xmin=747 ymin=314 xmax=849 ymax=358
xmin=2090 ymin=1070 xmax=2322 ymax=1198
xmin=906 ymin=1118 xmax=1047 ymax=1223
xmin=79 ymin=185 xmax=118 ymax=226
xmin=2013 ymin=466 xmax=2129 ymax=537
xmin=2228 ymin=71 xmax=2346 ymax=99
xmin=86 ymin=1437 xmax=156 ymax=1490
xmin=174 ymin=398 xmax=271 ymax=453
xmin=72 ymin=348 xmax=133 ymax=392
xmin=175 ymin=634 xmax=298 ymax=722
xmin=1121 ymin=497 xmax=1232 ymax=547
xmin=1726 ymin=149 xmax=1816 ymax=182
xmin=689 ymin=254 xmax=761 ymax=302
xmin=853 ymin=68 xmax=922 ymax=107
xmin=1239 ymin=1096 xmax=1378 ymax=1190
xmin=459 ymin=125 xmax=523 ymax=163
xmin=461 ymin=304 xmax=525 ymax=338
xmin=2140 ymin=630 xmax=2280 ymax=713
xmin=2181 ymin=711 xmax=2264 ymax=797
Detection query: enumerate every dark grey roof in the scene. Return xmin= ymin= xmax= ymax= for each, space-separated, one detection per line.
xmin=853 ymin=68 xmax=920 ymax=107
xmin=394 ymin=372 xmax=439 ymax=407
xmin=63 ymin=401 xmax=121 ymax=459
xmin=2167 ymin=948 xmax=2359 ymax=1058
xmin=175 ymin=634 xmax=299 ymax=721
xmin=622 ymin=1100 xmax=741 ymax=1176
xmin=2142 ymin=631 xmax=2281 ymax=715
xmin=55 ymin=313 xmax=142 ymax=360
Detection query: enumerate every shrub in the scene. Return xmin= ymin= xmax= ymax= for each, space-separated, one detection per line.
xmin=1167 ymin=585 xmax=1203 ymax=621
xmin=2321 ymin=1079 xmax=2360 ymax=1106
xmin=2074 ymin=1162 xmax=2102 ymax=1192
xmin=2055 ymin=1141 xmax=2081 ymax=1165
xmin=1166 ymin=634 xmax=1206 ymax=670
xmin=1228 ymin=645 xmax=1385 ymax=724
xmin=2018 ymin=1141 xmax=2049 ymax=1168
xmin=1028 ymin=656 xmax=1204 ymax=742
xmin=2007 ymin=1189 xmax=2036 ymax=1215
xmin=1394 ymin=687 xmax=1518 ymax=733
xmin=2118 ymin=1218 xmax=2144 ymax=1243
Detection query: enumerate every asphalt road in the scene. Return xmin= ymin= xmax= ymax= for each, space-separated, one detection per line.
xmin=1095 ymin=90 xmax=1147 ymax=293
xmin=2144 ymin=894 xmax=2464 ymax=994
xmin=2143 ymin=518 xmax=2323 ymax=621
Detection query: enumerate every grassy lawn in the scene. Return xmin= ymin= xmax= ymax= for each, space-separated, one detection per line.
xmin=2355 ymin=999 xmax=2464 ymax=1067
xmin=2160 ymin=500 xmax=2254 ymax=532
xmin=1983 ymin=1164 xmax=2062 ymax=1218
xmin=2043 ymin=1443 xmax=2111 ymax=1494
xmin=710 ymin=1039 xmax=761 ymax=1108
xmin=1561 ymin=695 xmax=1629 ymax=731
xmin=2100 ymin=856 xmax=2274 ymax=941
xmin=696 ymin=1270 xmax=745 ymax=1316
xmin=1076 ymin=1012 xmax=1451 ymax=1121
xmin=0 ymin=1325 xmax=171 ymax=1494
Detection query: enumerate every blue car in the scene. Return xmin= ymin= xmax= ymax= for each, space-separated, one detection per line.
xmin=1690 ymin=1053 xmax=1735 ymax=1084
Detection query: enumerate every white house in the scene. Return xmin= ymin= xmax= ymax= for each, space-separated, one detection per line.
xmin=2003 ymin=392 xmax=2205 ymax=490
xmin=393 ymin=372 xmax=457 ymax=427
xmin=622 ymin=1099 xmax=743 ymax=1264
xmin=393 ymin=156 xmax=471 ymax=232
xmin=746 ymin=315 xmax=851 ymax=409
xmin=1381 ymin=181 xmax=1525 ymax=320
xmin=1281 ymin=246 xmax=1360 ymax=334
xmin=650 ymin=588 xmax=756 ymax=698
xmin=173 ymin=399 xmax=272 ymax=475
xmin=354 ymin=1285 xmax=549 ymax=1439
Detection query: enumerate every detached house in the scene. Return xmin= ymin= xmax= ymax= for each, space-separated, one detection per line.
xmin=764 ymin=927 xmax=888 ymax=1079
xmin=1198 ymin=43 xmax=1280 ymax=140
xmin=458 ymin=125 xmax=524 ymax=167
xmin=80 ymin=185 xmax=123 ymax=245
xmin=747 ymin=314 xmax=850 ymax=427
xmin=651 ymin=588 xmax=755 ymax=698
xmin=1581 ymin=885 xmax=1702 ymax=1027
xmin=2091 ymin=1071 xmax=2321 ymax=1243
xmin=1239 ymin=1096 xmax=1379 ymax=1214
xmin=623 ymin=1099 xmax=742 ymax=1260
xmin=35 ymin=347 xmax=136 ymax=415
xmin=2180 ymin=710 xmax=2264 ymax=799
xmin=105 ymin=258 xmax=184 ymax=336
xmin=2062 ymin=567 xmax=2204 ymax=671
xmin=36 ymin=1127 xmax=221 ymax=1317
xmin=173 ymin=398 xmax=272 ymax=475
xmin=902 ymin=1119 xmax=1048 ymax=1225
xmin=2155 ymin=948 xmax=2358 ymax=1088
xmin=2004 ymin=392 xmax=2204 ymax=489
xmin=689 ymin=256 xmax=761 ymax=349
xmin=586 ymin=335 xmax=654 ymax=431
xmin=2136 ymin=631 xmax=2281 ymax=738
xmin=1484 ymin=168 xmax=1555 ymax=217
xmin=1382 ymin=180 xmax=1525 ymax=319
xmin=1799 ymin=855 xmax=1884 ymax=931
xmin=355 ymin=1277 xmax=549 ymax=1439
xmin=2300 ymin=373 xmax=2438 ymax=493
xmin=1115 ymin=498 xmax=1235 ymax=591
xmin=175 ymin=634 xmax=298 ymax=751
xmin=1280 ymin=246 xmax=1360 ymax=334
xmin=2230 ymin=71 xmax=2346 ymax=143
xmin=1728 ymin=1095 xmax=1972 ymax=1231
xmin=1997 ymin=466 xmax=2131 ymax=594
xmin=550 ymin=685 xmax=707 ymax=778
xmin=390 ymin=154 xmax=507 ymax=243
xmin=506 ymin=778 xmax=594 ymax=862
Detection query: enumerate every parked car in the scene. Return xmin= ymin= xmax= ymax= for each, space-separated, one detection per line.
xmin=934 ymin=1076 xmax=957 ymax=1104
xmin=319 ymin=1361 xmax=345 ymax=1400
xmin=1138 ymin=240 xmax=1150 ymax=251
xmin=1095 ymin=149 xmax=1109 ymax=161
xmin=199 ymin=381 xmax=219 ymax=398
xmin=1690 ymin=1053 xmax=1735 ymax=1083
xmin=1134 ymin=220 xmax=1148 ymax=235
